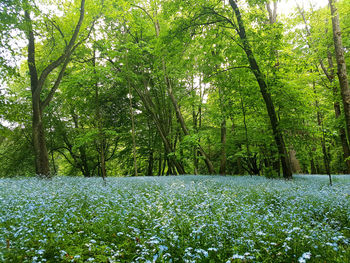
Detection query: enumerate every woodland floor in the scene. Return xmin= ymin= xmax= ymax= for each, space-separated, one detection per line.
xmin=0 ymin=175 xmax=349 ymax=262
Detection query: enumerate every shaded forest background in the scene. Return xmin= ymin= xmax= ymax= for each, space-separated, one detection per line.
xmin=1 ymin=0 xmax=350 ymax=178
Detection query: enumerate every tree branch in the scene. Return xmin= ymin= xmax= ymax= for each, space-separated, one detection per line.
xmin=24 ymin=10 xmax=39 ymax=95
xmin=49 ymin=19 xmax=68 ymax=46
xmin=206 ymin=65 xmax=251 ymax=79
xmin=36 ymin=0 xmax=86 ymax=97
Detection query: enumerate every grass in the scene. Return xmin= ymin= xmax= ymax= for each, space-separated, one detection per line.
xmin=0 ymin=175 xmax=349 ymax=262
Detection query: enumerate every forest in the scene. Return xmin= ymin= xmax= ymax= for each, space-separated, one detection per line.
xmin=0 ymin=0 xmax=350 ymax=179
xmin=1 ymin=1 xmax=350 ymax=262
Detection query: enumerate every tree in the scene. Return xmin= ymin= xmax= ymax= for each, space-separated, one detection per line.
xmin=227 ymin=0 xmax=292 ymax=179
xmin=24 ymin=0 xmax=86 ymax=176
xmin=329 ymin=0 xmax=350 ymax=149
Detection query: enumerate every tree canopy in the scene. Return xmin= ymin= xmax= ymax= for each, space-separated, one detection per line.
xmin=1 ymin=0 xmax=350 ymax=178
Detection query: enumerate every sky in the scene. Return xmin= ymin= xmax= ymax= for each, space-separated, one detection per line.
xmin=279 ymin=0 xmax=329 ymax=15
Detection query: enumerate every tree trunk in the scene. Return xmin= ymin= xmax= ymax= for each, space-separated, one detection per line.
xmin=158 ymin=152 xmax=162 ymax=176
xmin=25 ymin=10 xmax=50 ymax=177
xmin=334 ymin=102 xmax=350 ymax=171
xmin=327 ymin=51 xmax=350 ymax=172
xmin=133 ymin=82 xmax=186 ymax=174
xmin=314 ymin=81 xmax=331 ymax=176
xmin=72 ymin=113 xmax=91 ymax=177
xmin=219 ymin=118 xmax=227 ymax=175
xmin=32 ymin=100 xmax=50 ymax=176
xmin=329 ymin=0 xmax=350 ymax=146
xmin=164 ymin=72 xmax=215 ymax=174
xmin=219 ymin=86 xmax=227 ymax=175
xmin=311 ymin=157 xmax=317 ymax=174
xmin=80 ymin=147 xmax=91 ymax=177
xmin=192 ymin=107 xmax=199 ymax=175
xmin=147 ymin=148 xmax=154 ymax=176
xmin=126 ymin=53 xmax=138 ymax=177
xmin=192 ymin=76 xmax=199 ymax=175
xmin=229 ymin=0 xmax=292 ymax=179
xmin=93 ymin=49 xmax=106 ymax=180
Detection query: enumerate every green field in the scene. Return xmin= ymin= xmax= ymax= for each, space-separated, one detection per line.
xmin=0 ymin=175 xmax=349 ymax=262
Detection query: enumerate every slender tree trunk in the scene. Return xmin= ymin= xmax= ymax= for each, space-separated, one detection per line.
xmin=48 ymin=109 xmax=57 ymax=175
xmin=313 ymin=81 xmax=331 ymax=176
xmin=192 ymin=108 xmax=198 ymax=174
xmin=147 ymin=149 xmax=154 ymax=176
xmin=241 ymin=96 xmax=253 ymax=174
xmin=192 ymin=76 xmax=199 ymax=175
xmin=80 ymin=147 xmax=90 ymax=177
xmin=51 ymin=150 xmax=57 ymax=175
xmin=126 ymin=53 xmax=138 ymax=177
xmin=219 ymin=86 xmax=227 ymax=175
xmin=311 ymin=157 xmax=317 ymax=174
xmin=329 ymin=0 xmax=350 ymax=145
xmin=166 ymin=157 xmax=174 ymax=175
xmin=219 ymin=118 xmax=227 ymax=175
xmin=229 ymin=0 xmax=292 ymax=179
xmin=162 ymin=153 xmax=167 ymax=175
xmin=72 ymin=113 xmax=91 ymax=177
xmin=147 ymin=121 xmax=154 ymax=176
xmin=266 ymin=1 xmax=282 ymax=177
xmin=93 ymin=49 xmax=106 ymax=180
xmin=158 ymin=152 xmax=162 ymax=176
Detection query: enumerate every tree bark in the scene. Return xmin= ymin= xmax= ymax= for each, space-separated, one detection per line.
xmin=329 ymin=0 xmax=350 ymax=147
xmin=229 ymin=0 xmax=292 ymax=179
xmin=32 ymin=101 xmax=50 ymax=176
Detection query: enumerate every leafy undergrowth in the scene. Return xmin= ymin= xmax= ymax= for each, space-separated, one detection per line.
xmin=0 ymin=175 xmax=349 ymax=263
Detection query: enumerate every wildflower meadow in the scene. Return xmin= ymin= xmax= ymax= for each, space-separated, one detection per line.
xmin=0 ymin=175 xmax=349 ymax=262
